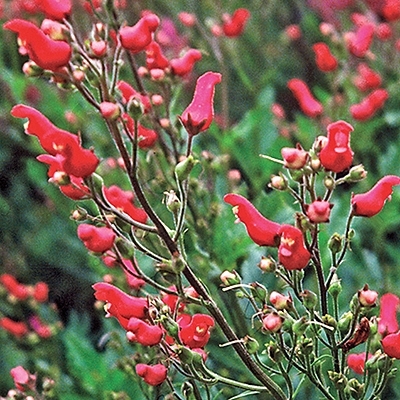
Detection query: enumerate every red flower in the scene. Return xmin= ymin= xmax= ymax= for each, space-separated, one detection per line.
xmin=319 ymin=120 xmax=354 ymax=173
xmin=305 ymin=199 xmax=334 ymax=223
xmin=351 ymin=175 xmax=400 ymax=217
xmin=104 ymin=185 xmax=148 ymax=224
xmin=222 ymin=8 xmax=251 ymax=37
xmin=347 ymin=353 xmax=371 ymax=374
xmin=135 ymin=363 xmax=167 ymax=386
xmin=0 ymin=274 xmax=29 ymax=300
xmin=382 ymin=331 xmax=400 ymax=358
xmin=382 ymin=0 xmax=400 ymax=21
xmin=4 ymin=19 xmax=71 ymax=70
xmin=77 ymin=224 xmax=116 ymax=253
xmin=119 ymin=13 xmax=160 ymax=53
xmin=33 ymin=282 xmax=49 ymax=303
xmin=179 ymin=71 xmax=222 ymax=136
xmin=281 ymin=144 xmax=309 ymax=169
xmin=170 ymin=48 xmax=202 ymax=76
xmin=92 ymin=282 xmax=148 ymax=325
xmin=350 ymin=89 xmax=388 ymax=121
xmin=0 ymin=317 xmax=28 ymax=337
xmin=262 ymin=312 xmax=283 ymax=333
xmin=116 ymin=80 xmax=151 ymax=113
xmin=312 ymin=42 xmax=338 ymax=72
xmin=353 ymin=63 xmax=382 ymax=91
xmin=378 ymin=293 xmax=400 ymax=336
xmin=127 ymin=317 xmax=163 ymax=346
xmin=347 ymin=23 xmax=375 ymax=58
xmin=38 ymin=0 xmax=72 ymax=20
xmin=179 ymin=314 xmax=214 ymax=348
xmin=278 ymin=225 xmax=311 ymax=270
xmin=287 ymin=78 xmax=323 ymax=118
xmin=224 ymin=193 xmax=281 ymax=247
xmin=122 ymin=115 xmax=158 ymax=149
xmin=145 ymin=41 xmax=169 ymax=70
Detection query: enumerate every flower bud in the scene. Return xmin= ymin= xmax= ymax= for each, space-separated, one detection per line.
xmin=297 ymin=337 xmax=314 ymax=356
xmin=347 ymin=164 xmax=367 ymax=182
xmin=300 ymin=290 xmax=318 ymax=310
xmin=293 ymin=316 xmax=309 ymax=336
xmin=322 ymin=314 xmax=337 ymax=330
xmin=327 ymin=273 xmax=342 ymax=298
xmin=115 ymin=238 xmax=135 ymax=259
xmin=328 ymin=371 xmax=347 ymax=390
xmin=262 ymin=312 xmax=283 ymax=333
xmin=328 ymin=233 xmax=343 ymax=255
xmin=159 ymin=315 xmax=180 ymax=340
xmin=250 ymin=282 xmax=268 ymax=303
xmin=220 ymin=270 xmax=240 ymax=286
xmin=258 ymin=256 xmax=276 ymax=273
xmin=324 ymin=175 xmax=335 ymax=190
xmin=266 ymin=341 xmax=283 ymax=363
xmin=347 ymin=378 xmax=364 ymax=399
xmin=243 ymin=335 xmax=259 ymax=354
xmin=164 ymin=190 xmax=181 ymax=214
xmin=269 ymin=291 xmax=292 ymax=310
xmin=358 ymin=284 xmax=378 ymax=307
xmin=175 ymin=155 xmax=199 ymax=181
xmin=338 ymin=311 xmax=353 ymax=334
xmin=100 ymin=101 xmax=121 ymax=120
xmin=269 ymin=174 xmax=288 ymax=191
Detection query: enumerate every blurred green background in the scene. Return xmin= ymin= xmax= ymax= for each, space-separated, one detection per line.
xmin=1 ymin=0 xmax=400 ymax=398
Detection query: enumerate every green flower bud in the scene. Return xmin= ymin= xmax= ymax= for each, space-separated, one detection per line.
xmin=324 ymin=175 xmax=335 ymax=191
xmin=91 ymin=172 xmax=104 ymax=193
xmin=266 ymin=341 xmax=283 ymax=363
xmin=127 ymin=97 xmax=144 ymax=120
xmin=244 ymin=335 xmax=260 ymax=355
xmin=328 ymin=371 xmax=347 ymax=390
xmin=300 ymin=290 xmax=318 ymax=310
xmin=347 ymin=378 xmax=364 ymax=400
xmin=347 ymin=164 xmax=367 ymax=183
xmin=164 ymin=190 xmax=181 ymax=214
xmin=338 ymin=311 xmax=353 ymax=334
xmin=258 ymin=256 xmax=276 ymax=273
xmin=115 ymin=238 xmax=135 ymax=259
xmin=322 ymin=314 xmax=337 ymax=330
xmin=250 ymin=282 xmax=268 ymax=303
xmin=160 ymin=315 xmax=180 ymax=340
xmin=177 ymin=346 xmax=195 ymax=364
xmin=269 ymin=173 xmax=288 ymax=191
xmin=175 ymin=155 xmax=199 ymax=181
xmin=328 ymin=272 xmax=342 ymax=298
xmin=328 ymin=233 xmax=343 ymax=255
xmin=298 ymin=337 xmax=314 ymax=356
xmin=293 ymin=316 xmax=309 ymax=336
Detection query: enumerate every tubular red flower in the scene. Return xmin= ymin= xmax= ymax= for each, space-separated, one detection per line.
xmin=123 ymin=115 xmax=158 ymax=149
xmin=354 ymin=63 xmax=382 ymax=91
xmin=287 ymin=78 xmax=323 ymax=118
xmin=77 ymin=224 xmax=116 ymax=253
xmin=145 ymin=41 xmax=169 ymax=70
xmin=224 ymin=193 xmax=281 ymax=247
xmin=179 ymin=71 xmax=222 ymax=136
xmin=104 ymin=185 xmax=148 ymax=223
xmin=0 ymin=274 xmax=29 ymax=300
xmin=116 ymin=81 xmax=151 ymax=113
xmin=319 ymin=120 xmax=354 ymax=173
xmin=351 ymin=175 xmax=400 ymax=217
xmin=347 ymin=353 xmax=371 ymax=374
xmin=92 ymin=282 xmax=148 ymax=321
xmin=350 ymin=89 xmax=389 ymax=121
xmin=179 ymin=314 xmax=215 ymax=348
xmin=382 ymin=331 xmax=400 ymax=358
xmin=382 ymin=0 xmax=400 ymax=21
xmin=127 ymin=317 xmax=163 ymax=346
xmin=32 ymin=282 xmax=49 ymax=303
xmin=312 ymin=42 xmax=338 ymax=72
xmin=378 ymin=293 xmax=400 ymax=336
xmin=38 ymin=0 xmax=72 ymax=20
xmin=347 ymin=23 xmax=375 ymax=57
xmin=0 ymin=317 xmax=28 ymax=337
xmin=4 ymin=19 xmax=71 ymax=70
xmin=222 ymin=8 xmax=251 ymax=37
xmin=135 ymin=363 xmax=167 ymax=386
xmin=170 ymin=48 xmax=202 ymax=76
xmin=119 ymin=13 xmax=160 ymax=53
xmin=278 ymin=225 xmax=311 ymax=270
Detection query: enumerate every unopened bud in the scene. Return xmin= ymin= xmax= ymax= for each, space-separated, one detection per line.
xmin=250 ymin=282 xmax=268 ymax=303
xmin=347 ymin=164 xmax=367 ymax=182
xmin=115 ymin=238 xmax=135 ymax=259
xmin=324 ymin=175 xmax=335 ymax=190
xmin=269 ymin=174 xmax=288 ymax=191
xmin=327 ymin=273 xmax=342 ymax=298
xmin=49 ymin=171 xmax=70 ymax=186
xmin=297 ymin=337 xmax=314 ymax=356
xmin=220 ymin=270 xmax=240 ymax=286
xmin=328 ymin=371 xmax=347 ymax=390
xmin=164 ymin=190 xmax=181 ymax=214
xmin=347 ymin=378 xmax=364 ymax=399
xmin=266 ymin=341 xmax=283 ymax=363
xmin=328 ymin=233 xmax=343 ymax=254
xmin=262 ymin=312 xmax=283 ymax=333
xmin=258 ymin=256 xmax=276 ymax=273
xmin=71 ymin=207 xmax=88 ymax=221
xmin=243 ymin=335 xmax=259 ymax=354
xmin=322 ymin=314 xmax=337 ymax=330
xmin=270 ymin=291 xmax=292 ymax=310
xmin=300 ymin=290 xmax=318 ymax=310
xmin=293 ymin=316 xmax=309 ymax=336
xmin=160 ymin=315 xmax=179 ymax=340
xmin=358 ymin=284 xmax=378 ymax=307
xmin=338 ymin=311 xmax=353 ymax=334
xmin=100 ymin=101 xmax=120 ymax=120
xmin=175 ymin=155 xmax=198 ymax=181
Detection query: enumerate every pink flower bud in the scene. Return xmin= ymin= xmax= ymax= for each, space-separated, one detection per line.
xmin=347 ymin=353 xmax=371 ymax=374
xmin=262 ymin=312 xmax=283 ymax=333
xmin=312 ymin=42 xmax=338 ymax=72
xmin=358 ymin=285 xmax=378 ymax=307
xmin=351 ymin=175 xmax=400 ymax=217
xmin=77 ymin=224 xmax=116 ymax=253
xmin=285 ymin=24 xmax=301 ymax=41
xmin=220 ymin=270 xmax=240 ymax=286
xmin=178 ymin=12 xmax=197 ymax=27
xmin=224 ymin=193 xmax=281 ymax=247
xmin=319 ymin=120 xmax=354 ymax=173
xmin=376 ymin=23 xmax=392 ymax=40
xmin=281 ymin=144 xmax=309 ymax=169
xmin=10 ymin=366 xmax=36 ymax=392
xmin=179 ymin=71 xmax=222 ymax=136
xmin=270 ymin=291 xmax=292 ymax=310
xmin=99 ymin=102 xmax=120 ymax=119
xmin=305 ymin=199 xmax=334 ymax=223
xmin=135 ymin=364 xmax=167 ymax=386
xmin=287 ymin=78 xmax=323 ymax=118
xmin=91 ymin=40 xmax=108 ymax=58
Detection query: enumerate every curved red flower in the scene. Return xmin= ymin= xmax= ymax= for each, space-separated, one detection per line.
xmin=382 ymin=331 xmax=400 ymax=358
xmin=287 ymin=78 xmax=323 ymax=118
xmin=179 ymin=71 xmax=222 ymax=136
xmin=116 ymin=81 xmax=151 ymax=113
xmin=38 ymin=0 xmax=72 ymax=20
xmin=350 ymin=89 xmax=389 ymax=121
xmin=92 ymin=282 xmax=148 ymax=323
xmin=145 ymin=41 xmax=169 ymax=70
xmin=127 ymin=317 xmax=163 ymax=346
xmin=319 ymin=120 xmax=354 ymax=173
xmin=347 ymin=23 xmax=375 ymax=58
xmin=347 ymin=353 xmax=371 ymax=374
xmin=312 ymin=42 xmax=338 ymax=72
xmin=222 ymin=8 xmax=251 ymax=37
xmin=135 ymin=363 xmax=167 ymax=386
xmin=170 ymin=48 xmax=202 ymax=76
xmin=119 ymin=13 xmax=160 ymax=53
xmin=77 ymin=224 xmax=116 ymax=253
xmin=122 ymin=115 xmax=158 ymax=149
xmin=179 ymin=314 xmax=214 ymax=348
xmin=224 ymin=193 xmax=281 ymax=247
xmin=278 ymin=225 xmax=310 ymax=270
xmin=378 ymin=293 xmax=400 ymax=336
xmin=4 ymin=19 xmax=71 ymax=70
xmin=305 ymin=199 xmax=334 ymax=223
xmin=351 ymin=175 xmax=400 ymax=217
